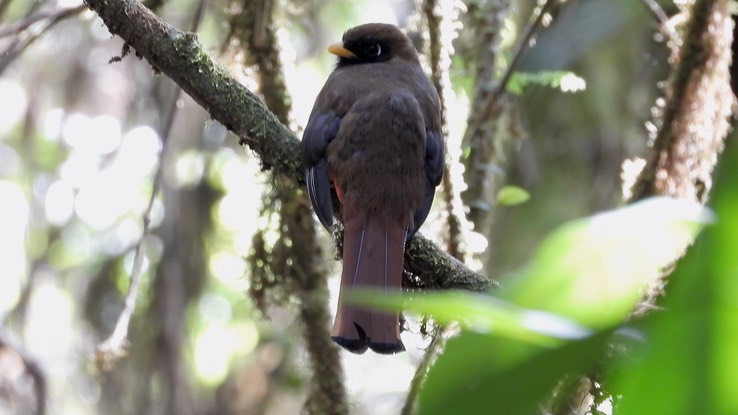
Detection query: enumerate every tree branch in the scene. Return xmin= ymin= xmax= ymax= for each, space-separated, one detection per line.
xmin=628 ymin=0 xmax=733 ymax=203
xmin=95 ymin=0 xmax=208 ymax=372
xmin=458 ymin=0 xmax=525 ymax=275
xmin=560 ymin=1 xmax=735 ymax=412
xmin=639 ymin=0 xmax=679 ymax=47
xmin=228 ymin=0 xmax=348 ymax=412
xmin=82 ymin=0 xmax=493 ymax=292
xmin=0 ymin=5 xmax=83 ymax=38
xmin=0 ymin=5 xmax=86 ymax=74
xmin=458 ymin=0 xmax=513 ymax=240
xmin=488 ymin=0 xmax=556 ymax=108
xmin=422 ymin=0 xmax=471 ymax=263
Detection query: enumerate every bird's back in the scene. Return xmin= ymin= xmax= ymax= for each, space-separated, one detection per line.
xmin=319 ymin=62 xmax=438 ymax=226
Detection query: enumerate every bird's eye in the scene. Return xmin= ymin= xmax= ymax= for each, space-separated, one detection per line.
xmin=365 ymin=43 xmax=382 ymax=57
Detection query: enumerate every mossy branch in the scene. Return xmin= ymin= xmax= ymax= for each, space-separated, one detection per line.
xmin=228 ymin=0 xmax=348 ymax=412
xmin=628 ymin=0 xmax=734 ymax=202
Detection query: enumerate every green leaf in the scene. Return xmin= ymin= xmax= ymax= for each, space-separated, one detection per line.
xmin=417 ymin=330 xmax=613 ymax=415
xmin=613 ymin=139 xmax=738 ymax=414
xmin=496 ymin=185 xmax=530 ymax=206
xmin=350 ymin=290 xmax=590 ymax=346
xmin=353 ymin=197 xmax=710 ymax=336
xmin=507 ymin=71 xmax=587 ymax=95
xmin=502 ymin=197 xmax=712 ymax=329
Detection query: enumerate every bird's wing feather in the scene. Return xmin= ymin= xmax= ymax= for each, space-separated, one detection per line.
xmin=302 ymin=111 xmax=342 ymax=230
xmin=425 ymin=129 xmax=445 ymax=186
xmin=410 ymin=129 xmax=445 ymax=239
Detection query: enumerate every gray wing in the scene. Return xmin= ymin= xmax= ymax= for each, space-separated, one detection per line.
xmin=410 ymin=128 xmax=445 ymax=239
xmin=301 ymin=111 xmax=342 ymax=230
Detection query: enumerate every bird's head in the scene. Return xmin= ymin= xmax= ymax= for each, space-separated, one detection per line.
xmin=328 ymin=23 xmax=420 ymax=67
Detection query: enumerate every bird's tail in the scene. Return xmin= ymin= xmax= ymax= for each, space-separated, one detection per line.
xmin=331 ymin=208 xmax=406 ymax=354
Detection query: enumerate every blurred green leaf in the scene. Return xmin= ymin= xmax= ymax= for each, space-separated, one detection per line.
xmin=613 ymin=139 xmax=738 ymax=414
xmin=350 ymin=290 xmax=590 ymax=346
xmin=496 ymin=185 xmax=530 ymax=206
xmin=507 ymin=71 xmax=586 ymax=95
xmin=354 ymin=197 xmax=710 ymax=338
xmin=352 ymin=196 xmax=712 ymax=413
xmin=417 ymin=329 xmax=612 ymax=415
xmin=502 ymin=197 xmax=712 ymax=329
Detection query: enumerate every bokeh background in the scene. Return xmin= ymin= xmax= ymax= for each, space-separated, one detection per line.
xmin=0 ymin=0 xmax=672 ymax=413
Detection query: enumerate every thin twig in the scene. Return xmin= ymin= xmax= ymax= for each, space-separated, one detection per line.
xmin=0 ymin=5 xmax=86 ymax=73
xmin=94 ymin=165 xmax=160 ymax=368
xmin=641 ymin=0 xmax=671 ymax=28
xmin=445 ymin=0 xmax=546 ymax=152
xmin=0 ymin=327 xmax=46 ymax=415
xmin=0 ymin=5 xmax=84 ymax=37
xmin=640 ymin=0 xmax=679 ymax=45
xmin=95 ymin=0 xmax=209 ymax=371
xmin=401 ymin=323 xmax=455 ymax=415
xmin=460 ymin=0 xmax=544 ymax=241
xmin=488 ymin=0 xmax=556 ymax=107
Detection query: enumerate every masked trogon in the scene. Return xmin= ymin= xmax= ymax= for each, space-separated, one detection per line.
xmin=301 ymin=23 xmax=444 ymax=354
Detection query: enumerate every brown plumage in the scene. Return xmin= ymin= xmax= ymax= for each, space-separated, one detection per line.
xmin=302 ymin=23 xmax=444 ymax=354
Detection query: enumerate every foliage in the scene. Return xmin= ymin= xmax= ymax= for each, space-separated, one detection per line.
xmin=507 ymin=71 xmax=587 ymax=95
xmin=612 ymin=137 xmax=738 ymax=414
xmin=355 ymin=191 xmax=718 ymax=413
xmin=496 ymin=185 xmax=530 ymax=206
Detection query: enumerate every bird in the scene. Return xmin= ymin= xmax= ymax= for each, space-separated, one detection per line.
xmin=301 ymin=23 xmax=445 ymax=354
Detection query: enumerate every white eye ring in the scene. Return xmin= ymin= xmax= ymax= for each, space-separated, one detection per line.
xmin=370 ymin=44 xmax=381 ymax=56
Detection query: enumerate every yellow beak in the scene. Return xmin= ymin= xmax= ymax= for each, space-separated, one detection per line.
xmin=327 ymin=42 xmax=357 ymax=59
